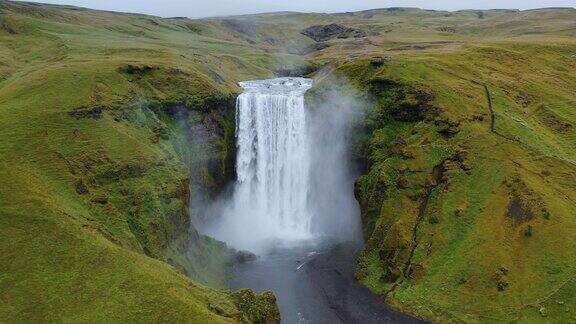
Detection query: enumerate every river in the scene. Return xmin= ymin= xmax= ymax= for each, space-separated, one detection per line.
xmin=231 ymin=240 xmax=422 ymax=323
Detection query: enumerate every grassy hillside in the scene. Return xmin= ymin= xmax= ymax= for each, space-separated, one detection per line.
xmin=0 ymin=1 xmax=281 ymax=322
xmin=297 ymin=8 xmax=576 ymax=323
xmin=342 ymin=43 xmax=576 ymax=322
xmin=0 ymin=1 xmax=575 ymax=322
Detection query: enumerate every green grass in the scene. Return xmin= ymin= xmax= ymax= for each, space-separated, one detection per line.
xmin=326 ymin=38 xmax=576 ymax=322
xmin=0 ymin=1 xmax=281 ymax=322
xmin=1 ymin=1 xmax=575 ymax=322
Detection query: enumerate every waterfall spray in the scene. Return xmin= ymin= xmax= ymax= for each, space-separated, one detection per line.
xmin=204 ymin=77 xmax=362 ymax=254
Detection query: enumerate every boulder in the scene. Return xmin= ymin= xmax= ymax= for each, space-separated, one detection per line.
xmin=232 ymin=249 xmax=257 ymax=263
xmin=231 ymin=289 xmax=280 ymax=324
xmin=370 ymin=56 xmax=392 ymax=67
xmin=75 ymin=180 xmax=89 ymax=195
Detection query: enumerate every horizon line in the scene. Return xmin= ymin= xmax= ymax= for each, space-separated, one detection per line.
xmin=7 ymin=1 xmax=576 ymax=20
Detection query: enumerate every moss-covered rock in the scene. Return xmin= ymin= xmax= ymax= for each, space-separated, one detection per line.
xmin=231 ymin=289 xmax=281 ymax=324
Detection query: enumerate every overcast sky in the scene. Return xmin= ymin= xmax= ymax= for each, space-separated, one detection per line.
xmin=18 ymin=0 xmax=576 ymax=18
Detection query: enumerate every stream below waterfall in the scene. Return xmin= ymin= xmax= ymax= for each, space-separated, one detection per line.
xmin=231 ymin=240 xmax=421 ymax=324
xmin=202 ymin=78 xmax=421 ymax=323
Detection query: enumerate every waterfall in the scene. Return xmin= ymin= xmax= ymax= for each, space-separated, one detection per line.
xmin=206 ymin=78 xmax=404 ymax=324
xmin=211 ymin=78 xmax=315 ymax=251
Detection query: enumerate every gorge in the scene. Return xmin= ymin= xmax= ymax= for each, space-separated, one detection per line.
xmin=202 ymin=77 xmax=418 ymax=323
xmin=1 ymin=2 xmax=575 ymax=323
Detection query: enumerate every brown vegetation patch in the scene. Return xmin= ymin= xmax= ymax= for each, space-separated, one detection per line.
xmin=379 ymin=247 xmax=404 ymax=282
xmin=436 ymin=119 xmax=461 ymax=138
xmin=437 ymin=26 xmax=456 ymax=33
xmin=493 ymin=267 xmax=510 ymax=291
xmin=94 ymin=164 xmax=147 ymax=185
xmin=368 ymin=79 xmax=437 ymax=123
xmin=0 ymin=16 xmax=17 ymax=34
xmin=506 ymin=195 xmax=534 ymax=225
xmin=68 ymin=106 xmax=104 ymax=119
xmin=536 ymin=104 xmax=573 ymax=134
xmin=390 ymin=41 xmax=462 ymax=51
xmin=118 ymin=64 xmax=157 ymax=81
xmin=75 ymin=179 xmax=89 ymax=195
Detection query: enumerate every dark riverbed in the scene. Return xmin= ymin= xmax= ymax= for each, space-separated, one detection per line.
xmin=231 ymin=240 xmax=422 ymax=324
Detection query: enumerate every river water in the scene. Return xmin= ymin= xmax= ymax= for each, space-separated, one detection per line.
xmin=231 ymin=240 xmax=421 ymax=324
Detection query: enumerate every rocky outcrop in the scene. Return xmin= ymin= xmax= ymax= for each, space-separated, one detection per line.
xmin=370 ymin=56 xmax=392 ymax=67
xmin=274 ymin=63 xmax=321 ymax=77
xmin=231 ymin=249 xmax=258 ymax=264
xmin=68 ymin=106 xmax=104 ymax=119
xmin=301 ymin=23 xmax=366 ymax=42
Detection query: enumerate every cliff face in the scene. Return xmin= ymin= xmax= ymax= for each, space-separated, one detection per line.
xmin=95 ymin=95 xmax=238 ymax=288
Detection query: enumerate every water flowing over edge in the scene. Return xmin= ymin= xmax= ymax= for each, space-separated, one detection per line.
xmin=202 ymin=77 xmax=363 ymax=255
xmin=209 ymin=78 xmax=315 ymax=252
xmin=239 ymin=78 xmax=313 ymax=94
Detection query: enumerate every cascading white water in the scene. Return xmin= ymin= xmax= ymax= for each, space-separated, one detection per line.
xmin=209 ymin=78 xmax=315 ymax=251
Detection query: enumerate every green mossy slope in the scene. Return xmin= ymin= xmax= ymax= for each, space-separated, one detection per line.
xmin=280 ymin=7 xmax=576 ymax=321
xmin=0 ymin=1 xmax=280 ymax=322
xmin=330 ymin=42 xmax=576 ymax=322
